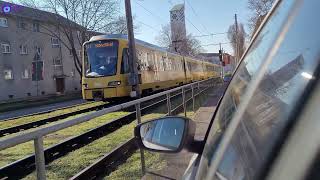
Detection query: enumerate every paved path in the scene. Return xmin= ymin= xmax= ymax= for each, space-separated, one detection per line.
xmin=142 ymin=83 xmax=227 ymax=180
xmin=0 ymin=99 xmax=85 ymax=121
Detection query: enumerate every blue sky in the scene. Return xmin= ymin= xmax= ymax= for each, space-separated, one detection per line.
xmin=120 ymin=0 xmax=250 ymax=54
xmin=3 ymin=0 xmax=250 ymax=54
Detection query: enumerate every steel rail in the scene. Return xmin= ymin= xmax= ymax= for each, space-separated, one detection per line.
xmin=0 ymin=101 xmax=93 ymax=122
xmin=0 ymin=88 xmax=195 ymax=179
xmin=0 ymin=102 xmax=110 ymax=137
xmin=70 ymin=86 xmax=210 ymax=180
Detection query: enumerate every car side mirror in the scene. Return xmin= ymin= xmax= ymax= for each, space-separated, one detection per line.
xmin=134 ymin=116 xmax=201 ymax=153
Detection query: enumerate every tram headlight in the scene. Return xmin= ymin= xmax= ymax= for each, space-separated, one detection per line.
xmin=108 ymin=81 xmax=121 ymax=87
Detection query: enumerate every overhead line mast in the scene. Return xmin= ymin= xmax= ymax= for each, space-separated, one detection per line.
xmin=125 ymin=0 xmax=140 ymax=98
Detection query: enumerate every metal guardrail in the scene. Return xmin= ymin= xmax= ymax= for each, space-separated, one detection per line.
xmin=0 ymin=90 xmax=186 ymax=179
xmin=70 ymin=84 xmax=212 ymax=179
xmin=0 ymin=78 xmax=219 ymax=180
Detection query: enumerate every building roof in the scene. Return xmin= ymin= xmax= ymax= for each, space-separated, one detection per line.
xmin=199 ymin=53 xmax=220 ymax=57
xmin=170 ymin=4 xmax=184 ymax=12
xmin=0 ymin=1 xmax=80 ymax=28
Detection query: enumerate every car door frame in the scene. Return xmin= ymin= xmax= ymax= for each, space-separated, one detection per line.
xmin=183 ymin=1 xmax=283 ymax=179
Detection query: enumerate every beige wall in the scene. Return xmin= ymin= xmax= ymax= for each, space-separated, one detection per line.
xmin=0 ymin=15 xmax=81 ymax=101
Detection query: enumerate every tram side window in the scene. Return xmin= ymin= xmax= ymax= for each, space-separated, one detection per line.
xmin=171 ymin=59 xmax=176 ymax=70
xmin=168 ymin=58 xmax=174 ymax=71
xmin=147 ymin=53 xmax=154 ymax=70
xmin=187 ymin=62 xmax=191 ymax=72
xmin=178 ymin=59 xmax=183 ymax=70
xmin=121 ymin=48 xmax=130 ymax=74
xmin=161 ymin=56 xmax=166 ymax=71
xmin=203 ymin=64 xmax=207 ymax=72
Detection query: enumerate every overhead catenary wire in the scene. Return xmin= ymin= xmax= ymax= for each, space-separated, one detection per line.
xmin=193 ymin=32 xmax=228 ymax=38
xmin=185 ymin=0 xmax=210 ymax=34
xmin=202 ymin=42 xmax=231 ymax=47
xmin=134 ymin=0 xmax=167 ymax=24
xmin=114 ymin=8 xmax=160 ymax=33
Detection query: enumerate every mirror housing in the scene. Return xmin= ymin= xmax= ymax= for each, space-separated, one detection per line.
xmin=134 ymin=116 xmax=198 ymax=153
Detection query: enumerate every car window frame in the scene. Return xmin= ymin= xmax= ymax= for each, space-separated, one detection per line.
xmin=202 ymin=0 xmax=282 ymax=148
xmin=195 ymin=0 xmax=300 ymax=178
xmin=198 ymin=0 xmax=320 ymax=179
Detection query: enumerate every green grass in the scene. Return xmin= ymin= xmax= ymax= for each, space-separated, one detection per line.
xmin=23 ymin=113 xmax=166 ymax=180
xmin=0 ymin=111 xmax=129 ymax=167
xmin=106 ymin=151 xmax=166 ymax=180
xmin=103 ymin=90 xmax=212 ymax=180
xmin=0 ymin=101 xmax=105 ymax=129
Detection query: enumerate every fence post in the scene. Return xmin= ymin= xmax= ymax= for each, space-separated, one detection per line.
xmin=182 ymin=87 xmax=186 ymax=117
xmin=167 ymin=93 xmax=171 ymax=115
xmin=34 ymin=137 xmax=46 ymax=180
xmin=191 ymin=85 xmax=195 ymax=112
xmin=135 ymin=103 xmax=146 ymax=175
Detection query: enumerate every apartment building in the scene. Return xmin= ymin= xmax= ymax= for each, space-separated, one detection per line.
xmin=0 ymin=1 xmax=82 ymax=101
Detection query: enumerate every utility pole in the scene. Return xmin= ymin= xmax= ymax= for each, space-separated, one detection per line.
xmin=125 ymin=0 xmax=140 ymax=98
xmin=219 ymin=43 xmax=224 ymax=78
xmin=234 ymin=14 xmax=239 ymax=65
xmin=125 ymin=0 xmax=145 ymax=175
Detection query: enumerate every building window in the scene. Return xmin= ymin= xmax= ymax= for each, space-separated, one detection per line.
xmin=4 ymin=69 xmax=13 ymax=80
xmin=32 ymin=61 xmax=44 ymax=81
xmin=1 ymin=43 xmax=11 ymax=53
xmin=20 ymin=45 xmax=28 ymax=54
xmin=22 ymin=69 xmax=29 ymax=79
xmin=35 ymin=46 xmax=42 ymax=55
xmin=78 ymin=50 xmax=82 ymax=58
xmin=17 ymin=17 xmax=26 ymax=29
xmin=53 ymin=57 xmax=62 ymax=65
xmin=51 ymin=37 xmax=60 ymax=48
xmin=71 ymin=69 xmax=75 ymax=77
xmin=69 ymin=49 xmax=73 ymax=56
xmin=0 ymin=17 xmax=8 ymax=27
xmin=77 ymin=31 xmax=81 ymax=39
xmin=33 ymin=21 xmax=40 ymax=32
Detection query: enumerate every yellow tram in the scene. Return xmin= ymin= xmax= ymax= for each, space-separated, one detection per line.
xmin=82 ymin=34 xmax=221 ymax=101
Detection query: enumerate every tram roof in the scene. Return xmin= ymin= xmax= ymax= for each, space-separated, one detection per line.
xmin=89 ymin=34 xmax=217 ymax=65
xmin=89 ymin=34 xmax=171 ymax=53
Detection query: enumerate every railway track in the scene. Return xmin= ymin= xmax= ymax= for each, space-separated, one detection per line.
xmin=0 ymin=101 xmax=93 ymax=122
xmin=0 ymin=88 xmax=195 ymax=179
xmin=0 ymin=86 xmax=189 ymax=137
xmin=0 ymin=102 xmax=111 ymax=137
xmin=70 ymin=87 xmax=208 ymax=180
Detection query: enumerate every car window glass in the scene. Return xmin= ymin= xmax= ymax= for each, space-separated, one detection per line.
xmin=214 ymin=1 xmax=320 ymax=179
xmin=195 ymin=1 xmax=294 ymax=179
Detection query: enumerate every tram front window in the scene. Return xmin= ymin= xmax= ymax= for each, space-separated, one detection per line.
xmin=84 ymin=40 xmax=118 ymax=77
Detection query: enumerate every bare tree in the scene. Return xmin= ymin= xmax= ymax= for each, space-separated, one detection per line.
xmin=156 ymin=24 xmax=204 ymax=56
xmin=228 ymin=23 xmax=246 ymax=59
xmin=247 ymin=0 xmax=275 ymax=33
xmin=104 ymin=15 xmax=139 ymax=34
xmin=155 ymin=24 xmax=172 ymax=49
xmin=19 ymin=0 xmax=120 ymax=77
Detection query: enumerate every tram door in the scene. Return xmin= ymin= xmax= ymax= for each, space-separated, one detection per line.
xmin=56 ymin=78 xmax=65 ymax=93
